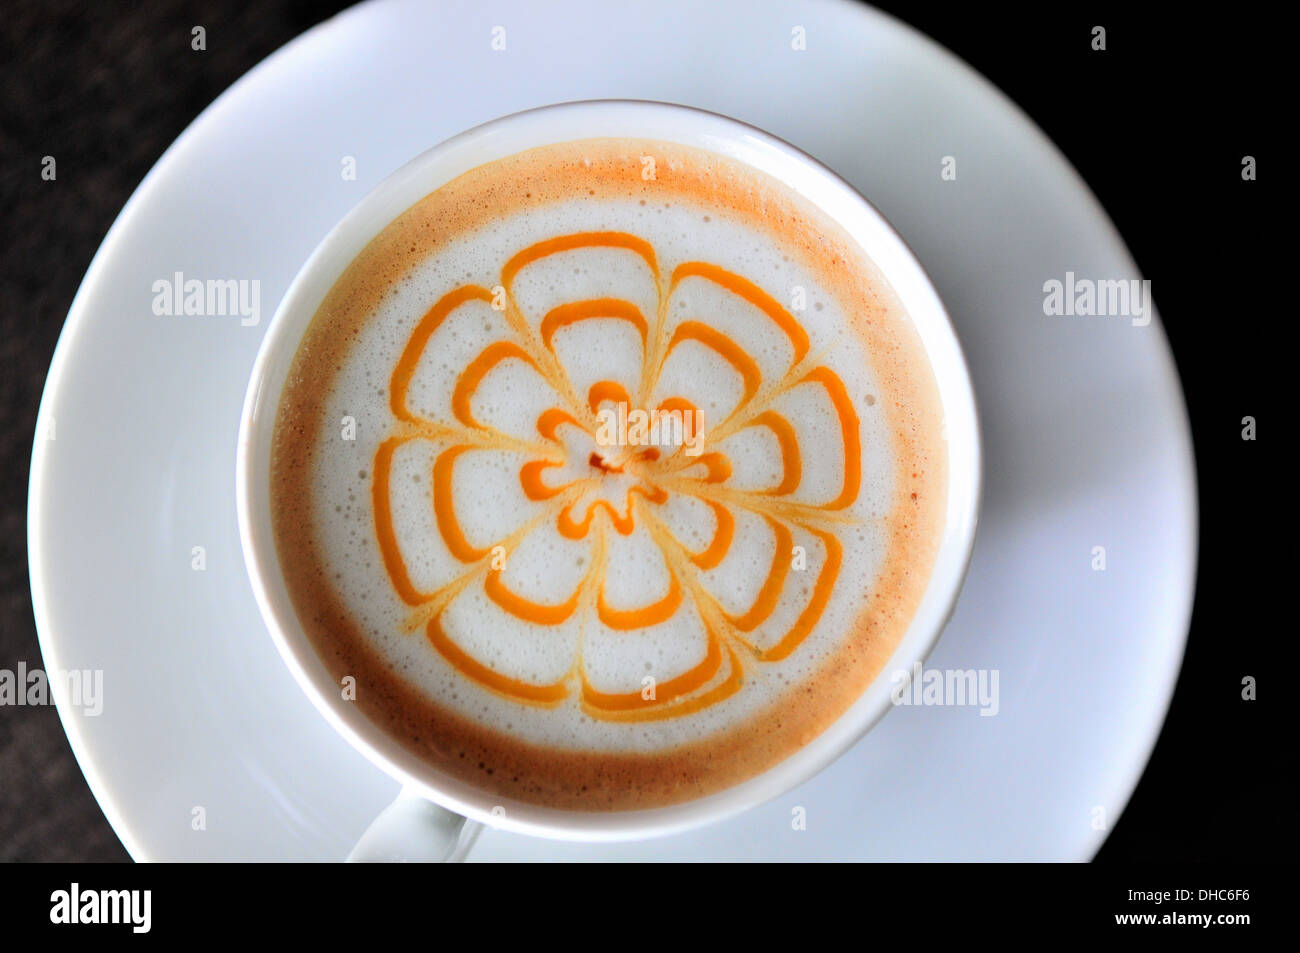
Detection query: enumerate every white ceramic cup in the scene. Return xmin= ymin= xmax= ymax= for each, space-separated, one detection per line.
xmin=236 ymin=99 xmax=981 ymax=861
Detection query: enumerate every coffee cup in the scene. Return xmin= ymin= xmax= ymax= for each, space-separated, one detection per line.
xmin=236 ymin=99 xmax=981 ymax=860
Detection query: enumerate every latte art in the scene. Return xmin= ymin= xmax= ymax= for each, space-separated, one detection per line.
xmin=375 ymin=229 xmax=862 ymax=721
xmin=271 ymin=139 xmax=945 ymax=808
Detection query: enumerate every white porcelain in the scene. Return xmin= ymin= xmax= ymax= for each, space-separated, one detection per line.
xmin=346 ymin=787 xmax=482 ymax=862
xmin=28 ymin=0 xmax=1194 ymax=860
xmin=237 ymin=100 xmax=982 ymax=850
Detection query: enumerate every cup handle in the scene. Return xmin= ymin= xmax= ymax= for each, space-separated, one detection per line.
xmin=346 ymin=786 xmax=484 ymax=863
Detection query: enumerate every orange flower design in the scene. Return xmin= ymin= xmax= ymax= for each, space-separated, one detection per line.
xmin=373 ymin=232 xmax=861 ymax=721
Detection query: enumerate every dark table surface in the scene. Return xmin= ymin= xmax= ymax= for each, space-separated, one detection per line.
xmin=0 ymin=0 xmax=356 ymax=862
xmin=1 ymin=0 xmax=1284 ymax=862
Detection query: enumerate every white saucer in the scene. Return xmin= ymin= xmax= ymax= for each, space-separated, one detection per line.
xmin=29 ymin=0 xmax=1195 ymax=861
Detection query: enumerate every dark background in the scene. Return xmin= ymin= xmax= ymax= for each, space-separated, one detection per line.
xmin=0 ymin=1 xmax=1284 ymax=862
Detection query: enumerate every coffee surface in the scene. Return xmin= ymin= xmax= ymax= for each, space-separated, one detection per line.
xmin=270 ymin=138 xmax=946 ymax=809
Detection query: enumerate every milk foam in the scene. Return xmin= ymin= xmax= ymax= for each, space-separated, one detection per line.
xmin=306 ymin=191 xmax=896 ymax=754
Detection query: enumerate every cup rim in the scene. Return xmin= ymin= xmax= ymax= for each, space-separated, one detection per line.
xmin=236 ymin=98 xmax=982 ymax=841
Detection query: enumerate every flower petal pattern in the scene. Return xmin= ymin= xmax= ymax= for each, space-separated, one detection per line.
xmin=372 ymin=231 xmax=862 ymax=720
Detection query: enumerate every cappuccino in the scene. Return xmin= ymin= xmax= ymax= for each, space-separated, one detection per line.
xmin=270 ymin=138 xmax=946 ymax=809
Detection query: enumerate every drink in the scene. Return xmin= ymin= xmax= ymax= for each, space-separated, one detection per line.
xmin=268 ymin=136 xmax=946 ymax=810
